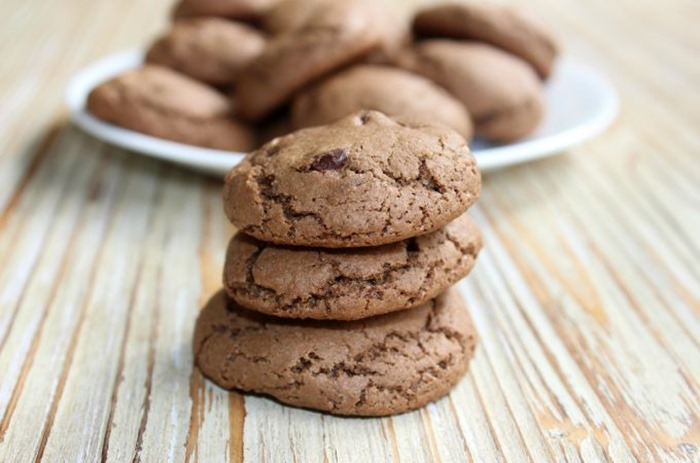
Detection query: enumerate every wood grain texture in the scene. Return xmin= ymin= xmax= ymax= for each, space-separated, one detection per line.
xmin=0 ymin=0 xmax=698 ymax=461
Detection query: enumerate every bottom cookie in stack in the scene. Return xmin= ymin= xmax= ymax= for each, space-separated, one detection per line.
xmin=194 ymin=288 xmax=477 ymax=416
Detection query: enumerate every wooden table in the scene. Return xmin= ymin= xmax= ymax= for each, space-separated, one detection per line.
xmin=1 ymin=0 xmax=699 ymax=461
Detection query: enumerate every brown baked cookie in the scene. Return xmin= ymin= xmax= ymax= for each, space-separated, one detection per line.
xmin=291 ymin=65 xmax=473 ymax=139
xmin=262 ymin=0 xmax=326 ymax=34
xmin=263 ymin=0 xmax=408 ymax=64
xmin=173 ymin=0 xmax=279 ymax=21
xmin=87 ymin=65 xmax=256 ymax=151
xmin=223 ymin=110 xmax=481 ymax=247
xmin=235 ymin=1 xmax=382 ymax=121
xmin=224 ymin=213 xmax=482 ymax=320
xmin=398 ymin=41 xmax=544 ymax=143
xmin=194 ymin=288 xmax=477 ymax=416
xmin=146 ymin=18 xmax=265 ymax=87
xmin=413 ymin=2 xmax=559 ymax=79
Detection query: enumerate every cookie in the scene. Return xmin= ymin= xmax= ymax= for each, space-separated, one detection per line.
xmin=146 ymin=18 xmax=265 ymax=87
xmin=262 ymin=0 xmax=327 ymax=34
xmin=263 ymin=0 xmax=409 ymax=64
xmin=398 ymin=41 xmax=544 ymax=142
xmin=87 ymin=65 xmax=256 ymax=151
xmin=224 ymin=213 xmax=482 ymax=320
xmin=194 ymin=288 xmax=477 ymax=416
xmin=291 ymin=65 xmax=473 ymax=139
xmin=413 ymin=2 xmax=559 ymax=79
xmin=234 ymin=1 xmax=382 ymax=121
xmin=173 ymin=0 xmax=279 ymax=21
xmin=223 ymin=110 xmax=481 ymax=247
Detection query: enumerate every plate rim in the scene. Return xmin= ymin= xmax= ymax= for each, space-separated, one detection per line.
xmin=65 ymin=49 xmax=619 ymax=174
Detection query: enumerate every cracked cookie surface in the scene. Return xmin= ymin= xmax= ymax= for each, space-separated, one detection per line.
xmin=223 ymin=110 xmax=481 ymax=247
xmin=194 ymin=288 xmax=477 ymax=416
xmin=224 ymin=213 xmax=482 ymax=320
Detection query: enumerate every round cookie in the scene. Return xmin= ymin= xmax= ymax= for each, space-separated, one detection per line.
xmin=87 ymin=65 xmax=256 ymax=151
xmin=291 ymin=65 xmax=473 ymax=139
xmin=413 ymin=2 xmax=559 ymax=79
xmin=262 ymin=0 xmax=329 ymax=34
xmin=173 ymin=0 xmax=279 ymax=21
xmin=398 ymin=41 xmax=544 ymax=143
xmin=194 ymin=288 xmax=477 ymax=416
xmin=224 ymin=213 xmax=482 ymax=320
xmin=223 ymin=110 xmax=481 ymax=248
xmin=234 ymin=1 xmax=383 ymax=121
xmin=263 ymin=0 xmax=409 ymax=64
xmin=146 ymin=18 xmax=265 ymax=87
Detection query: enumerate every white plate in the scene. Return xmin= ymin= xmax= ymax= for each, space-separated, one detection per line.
xmin=66 ymin=49 xmax=619 ymax=175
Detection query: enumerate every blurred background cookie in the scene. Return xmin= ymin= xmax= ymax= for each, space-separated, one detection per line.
xmin=413 ymin=2 xmax=559 ymax=80
xmin=173 ymin=0 xmax=280 ymax=22
xmin=291 ymin=64 xmax=473 ymax=139
xmin=399 ymin=41 xmax=544 ymax=142
xmin=146 ymin=18 xmax=266 ymax=87
xmin=87 ymin=65 xmax=256 ymax=151
xmin=263 ymin=0 xmax=408 ymax=63
xmin=234 ymin=1 xmax=383 ymax=121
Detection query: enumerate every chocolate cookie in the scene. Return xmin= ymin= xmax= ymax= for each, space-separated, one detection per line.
xmin=291 ymin=65 xmax=473 ymax=139
xmin=173 ymin=0 xmax=279 ymax=21
xmin=263 ymin=0 xmax=409 ymax=63
xmin=224 ymin=213 xmax=482 ymax=320
xmin=399 ymin=41 xmax=544 ymax=142
xmin=194 ymin=288 xmax=477 ymax=416
xmin=262 ymin=0 xmax=328 ymax=34
xmin=223 ymin=110 xmax=481 ymax=247
xmin=146 ymin=18 xmax=265 ymax=87
xmin=413 ymin=2 xmax=559 ymax=79
xmin=235 ymin=1 xmax=382 ymax=121
xmin=87 ymin=65 xmax=256 ymax=151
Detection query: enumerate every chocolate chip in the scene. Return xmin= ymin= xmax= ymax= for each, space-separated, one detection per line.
xmin=309 ymin=148 xmax=348 ymax=171
xmin=265 ymin=145 xmax=281 ymax=157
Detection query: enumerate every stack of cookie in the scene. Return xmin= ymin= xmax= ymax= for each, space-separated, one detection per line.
xmin=87 ymin=0 xmax=559 ymax=152
xmin=194 ymin=110 xmax=483 ymax=416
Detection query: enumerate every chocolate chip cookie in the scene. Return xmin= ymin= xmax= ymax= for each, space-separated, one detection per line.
xmin=291 ymin=65 xmax=473 ymax=139
xmin=173 ymin=0 xmax=279 ymax=21
xmin=224 ymin=213 xmax=482 ymax=320
xmin=399 ymin=41 xmax=544 ymax=142
xmin=413 ymin=2 xmax=559 ymax=79
xmin=223 ymin=111 xmax=481 ymax=247
xmin=235 ymin=1 xmax=382 ymax=121
xmin=87 ymin=65 xmax=256 ymax=151
xmin=194 ymin=288 xmax=477 ymax=416
xmin=146 ymin=18 xmax=265 ymax=87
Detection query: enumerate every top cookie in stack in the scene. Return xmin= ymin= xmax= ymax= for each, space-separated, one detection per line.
xmin=224 ymin=110 xmax=480 ymax=248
